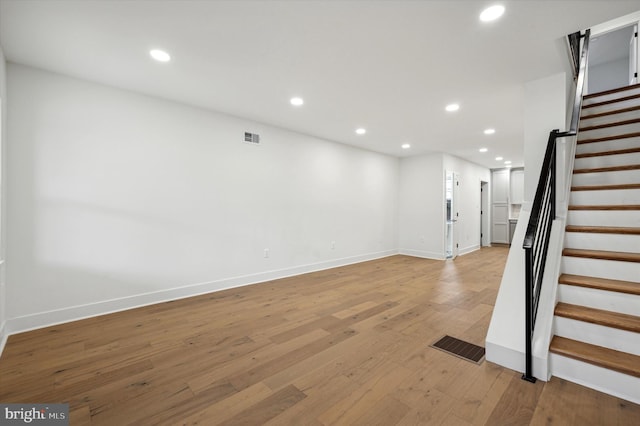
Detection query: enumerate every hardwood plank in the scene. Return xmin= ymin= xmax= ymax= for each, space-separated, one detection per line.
xmin=583 ymin=83 xmax=640 ymax=100
xmin=573 ymin=163 xmax=640 ymax=174
xmin=577 ymin=131 xmax=640 ymax=144
xmin=575 ymin=146 xmax=640 ymax=158
xmin=568 ymin=204 xmax=640 ymax=210
xmin=580 ymin=105 xmax=640 ymax=120
xmin=559 ymin=273 xmax=640 ymax=296
xmin=316 ymin=363 xmax=414 ymax=425
xmin=332 ymin=300 xmax=380 ymax=319
xmin=579 ymin=117 xmax=640 ymax=132
xmin=186 ymin=328 xmax=331 ymax=393
xmin=226 ymin=328 xmax=357 ymax=391
xmin=484 ymin=373 xmax=545 ymax=425
xmin=554 ymin=302 xmax=640 ymax=333
xmin=351 ymin=395 xmax=411 ymax=426
xmin=565 ymin=225 xmax=640 ymax=235
xmin=571 ymin=183 xmax=640 ymax=191
xmin=549 ymin=336 xmax=640 ymax=378
xmin=582 ymin=94 xmax=640 ymax=109
xmin=217 ymin=384 xmax=307 ymax=426
xmin=562 ymin=248 xmax=640 ymax=263
xmin=530 ymin=375 xmax=640 ymax=425
xmin=181 ymin=382 xmax=274 ymax=425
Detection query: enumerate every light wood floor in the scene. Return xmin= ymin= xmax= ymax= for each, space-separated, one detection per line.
xmin=1 ymin=247 xmax=639 ymax=425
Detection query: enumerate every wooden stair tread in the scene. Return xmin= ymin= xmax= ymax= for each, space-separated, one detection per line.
xmin=563 ymin=248 xmax=640 ymax=263
xmin=549 ymin=336 xmax=640 ymax=378
xmin=575 ymin=147 xmax=640 ymax=158
xmin=573 ymin=164 xmax=640 ymax=174
xmin=579 ymin=117 xmax=640 ymax=132
xmin=555 ymin=302 xmax=640 ymax=333
xmin=571 ymin=183 xmax=640 ymax=191
xmin=580 ymin=105 xmax=640 ymax=120
xmin=583 ymin=83 xmax=640 ymax=100
xmin=582 ymin=93 xmax=640 ymax=110
xmin=559 ymin=274 xmax=640 ymax=296
xmin=565 ymin=225 xmax=640 ymax=235
xmin=577 ymin=131 xmax=640 ymax=144
xmin=568 ymin=204 xmax=640 ymax=210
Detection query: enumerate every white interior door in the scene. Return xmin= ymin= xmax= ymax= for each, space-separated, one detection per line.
xmin=630 ymin=25 xmax=638 ymax=85
xmin=445 ymin=171 xmax=460 ymax=259
xmin=452 ymin=172 xmax=459 ymax=259
xmin=481 ymin=181 xmax=489 ymax=247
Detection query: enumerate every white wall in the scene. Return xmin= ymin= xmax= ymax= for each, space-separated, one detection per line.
xmin=397 ymin=152 xmax=489 ymax=259
xmin=442 ymin=154 xmax=491 ymax=255
xmin=397 ymin=153 xmax=444 ymax=259
xmin=523 ymin=73 xmax=567 ymax=203
xmin=5 ymin=64 xmax=399 ymax=331
xmin=589 ymin=58 xmax=629 ymax=93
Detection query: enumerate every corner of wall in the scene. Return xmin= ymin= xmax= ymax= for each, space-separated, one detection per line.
xmin=0 ymin=38 xmax=7 ymax=359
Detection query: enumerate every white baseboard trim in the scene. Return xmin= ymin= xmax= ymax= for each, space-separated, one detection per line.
xmin=398 ymin=249 xmax=446 ymax=260
xmin=3 ymin=249 xmax=399 ymax=339
xmin=458 ymin=244 xmax=480 ymax=256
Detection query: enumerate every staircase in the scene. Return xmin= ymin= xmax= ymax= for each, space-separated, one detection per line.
xmin=548 ymin=84 xmax=640 ymax=403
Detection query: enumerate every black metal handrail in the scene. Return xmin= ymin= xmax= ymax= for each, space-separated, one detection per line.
xmin=521 ymin=29 xmax=590 ymax=383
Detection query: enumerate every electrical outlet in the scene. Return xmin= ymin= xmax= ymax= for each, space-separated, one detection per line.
xmin=264 ymin=249 xmax=269 ymax=258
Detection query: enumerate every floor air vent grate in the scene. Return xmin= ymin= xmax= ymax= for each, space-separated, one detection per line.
xmin=430 ymin=335 xmax=485 ymax=364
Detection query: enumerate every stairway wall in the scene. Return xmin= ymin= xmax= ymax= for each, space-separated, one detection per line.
xmin=524 ymin=73 xmax=567 ymax=203
xmin=486 ymin=72 xmax=571 ymax=377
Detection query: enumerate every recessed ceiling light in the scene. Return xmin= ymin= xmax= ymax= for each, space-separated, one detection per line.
xmin=495 ymin=156 xmax=503 ymax=161
xmin=484 ymin=128 xmax=496 ymax=135
xmin=479 ymin=148 xmax=488 ymax=153
xmin=150 ymin=49 xmax=171 ymax=62
xmin=504 ymin=160 xmax=512 ymax=164
xmin=480 ymin=5 xmax=505 ymax=22
xmin=445 ymin=103 xmax=460 ymax=112
xmin=356 ymin=128 xmax=366 ymax=135
xmin=290 ymin=97 xmax=304 ymax=106
xmin=402 ymin=143 xmax=411 ymax=149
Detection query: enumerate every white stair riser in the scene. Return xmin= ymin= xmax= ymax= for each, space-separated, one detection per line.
xmin=549 ymin=353 xmax=640 ymax=404
xmin=576 ymin=136 xmax=640 ymax=154
xmin=564 ymin=232 xmax=640 ymax=252
xmin=554 ymin=317 xmax=640 ymax=356
xmin=567 ymin=210 xmax=640 ymax=227
xmin=558 ymin=284 xmax=640 ymax=317
xmin=578 ymin=121 xmax=640 ymax=140
xmin=570 ymin=189 xmax=640 ymax=205
xmin=583 ymin=97 xmax=640 ymax=115
xmin=583 ymin=87 xmax=640 ymax=106
xmin=571 ymin=169 xmax=640 ymax=186
xmin=562 ymin=256 xmax=640 ymax=283
xmin=580 ymin=109 xmax=640 ymax=127
xmin=575 ymin=152 xmax=640 ymax=169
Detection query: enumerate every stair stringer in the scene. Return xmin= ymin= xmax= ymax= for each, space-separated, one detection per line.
xmin=485 ymin=212 xmax=566 ymax=382
xmin=486 ymin=134 xmax=576 ymax=381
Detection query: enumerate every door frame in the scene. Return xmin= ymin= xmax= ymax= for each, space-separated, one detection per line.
xmin=445 ymin=170 xmax=459 ymax=259
xmin=481 ymin=180 xmax=490 ymax=247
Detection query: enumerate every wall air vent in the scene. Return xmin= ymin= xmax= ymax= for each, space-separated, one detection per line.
xmin=244 ymin=132 xmax=260 ymax=144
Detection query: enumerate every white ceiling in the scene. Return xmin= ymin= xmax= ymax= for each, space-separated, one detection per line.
xmin=1 ymin=1 xmax=639 ymax=169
